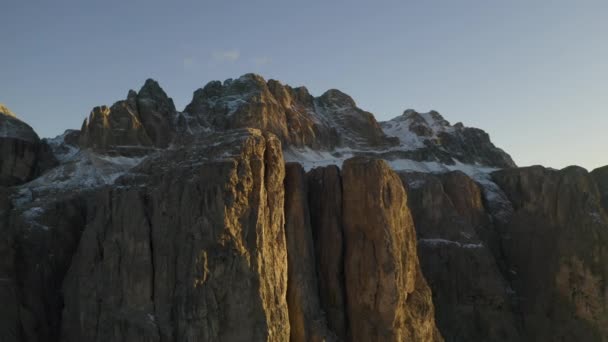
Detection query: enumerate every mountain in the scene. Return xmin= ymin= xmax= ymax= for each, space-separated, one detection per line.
xmin=0 ymin=104 xmax=56 ymax=186
xmin=1 ymin=75 xmax=606 ymax=342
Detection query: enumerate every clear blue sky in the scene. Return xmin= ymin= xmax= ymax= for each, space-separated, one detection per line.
xmin=2 ymin=1 xmax=607 ymax=169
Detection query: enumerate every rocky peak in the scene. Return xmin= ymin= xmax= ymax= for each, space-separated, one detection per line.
xmin=380 ymin=108 xmax=516 ymax=168
xmin=398 ymin=109 xmax=451 ymax=136
xmin=0 ymin=105 xmax=40 ymax=143
xmin=79 ymin=79 xmax=177 ymax=152
xmin=137 ymin=78 xmax=176 ymax=111
xmin=0 ymin=105 xmax=57 ymax=185
xmin=317 ymin=89 xmax=357 ymax=108
xmin=134 ymin=78 xmax=177 ymax=148
xmin=79 ymin=100 xmax=152 ymax=153
xmin=0 ymin=103 xmax=17 ymax=118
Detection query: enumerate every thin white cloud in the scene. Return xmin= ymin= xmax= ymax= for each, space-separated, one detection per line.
xmin=212 ymin=49 xmax=240 ymax=62
xmin=252 ymin=56 xmax=272 ymax=66
xmin=183 ymin=56 xmax=196 ymax=69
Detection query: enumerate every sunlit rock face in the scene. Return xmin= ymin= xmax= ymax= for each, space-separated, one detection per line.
xmin=341 ymin=158 xmax=442 ymax=342
xmin=183 ymin=74 xmax=395 ymax=150
xmin=62 ymin=129 xmax=290 ymax=342
xmin=79 ymin=79 xmax=178 ymax=154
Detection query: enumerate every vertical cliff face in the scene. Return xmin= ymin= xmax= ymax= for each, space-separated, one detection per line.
xmin=341 ymin=158 xmax=442 ymax=342
xmin=284 ymin=163 xmax=331 ymax=342
xmin=400 ymin=171 xmax=521 ymax=342
xmin=0 ymin=186 xmax=20 ymax=342
xmin=398 ymin=166 xmax=608 ymax=342
xmin=2 ymin=127 xmax=444 ymax=342
xmin=61 ymin=130 xmax=290 ymax=342
xmin=491 ymin=166 xmax=608 ymax=341
xmin=306 ymin=165 xmax=348 ymax=340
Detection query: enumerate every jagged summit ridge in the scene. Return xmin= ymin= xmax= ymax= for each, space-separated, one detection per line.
xmin=77 ymin=73 xmax=514 ymax=171
xmin=381 ymin=108 xmax=515 ymax=168
xmin=79 ymin=78 xmax=178 ymax=152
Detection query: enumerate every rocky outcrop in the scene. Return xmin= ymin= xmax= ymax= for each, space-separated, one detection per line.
xmin=400 ymin=171 xmax=521 ymax=341
xmin=79 ymin=79 xmax=177 ymax=153
xmin=135 ymin=79 xmax=178 ymax=148
xmin=381 ymin=110 xmax=515 ymax=168
xmin=184 ymin=74 xmax=396 ymax=150
xmin=491 ymin=166 xmax=608 ymax=341
xmin=62 ymin=129 xmax=290 ymax=341
xmin=315 ymin=89 xmax=398 ymax=149
xmin=0 ymin=105 xmax=57 ymax=186
xmin=341 ymin=158 xmax=442 ymax=342
xmin=75 ymin=74 xmax=514 ymax=170
xmin=79 ymin=103 xmax=153 ymax=150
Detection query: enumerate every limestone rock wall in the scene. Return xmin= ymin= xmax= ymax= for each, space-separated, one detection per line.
xmin=341 ymin=158 xmax=442 ymax=342
xmin=62 ymin=130 xmax=289 ymax=342
xmin=492 ymin=166 xmax=608 ymax=341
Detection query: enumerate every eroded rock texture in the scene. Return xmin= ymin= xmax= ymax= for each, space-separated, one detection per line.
xmin=307 ymin=166 xmax=348 ymax=340
xmin=184 ymin=74 xmax=396 ymax=150
xmin=5 ymin=75 xmax=608 ymax=342
xmin=284 ymin=163 xmax=331 ymax=342
xmin=62 ymin=129 xmax=290 ymax=342
xmin=341 ymin=158 xmax=442 ymax=342
xmin=0 ymin=107 xmax=56 ymax=186
xmin=400 ymin=171 xmax=521 ymax=342
xmin=79 ymin=79 xmax=177 ymax=153
xmin=492 ymin=166 xmax=608 ymax=341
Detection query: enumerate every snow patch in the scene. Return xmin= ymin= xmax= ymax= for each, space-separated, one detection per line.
xmin=22 ymin=206 xmax=50 ymax=231
xmin=17 ymin=149 xmax=146 ymax=196
xmin=283 ymin=147 xmax=356 ymax=170
xmin=418 ymin=238 xmax=484 ymax=249
xmin=45 ymin=131 xmax=79 ymax=162
xmin=380 ymin=110 xmax=457 ymax=150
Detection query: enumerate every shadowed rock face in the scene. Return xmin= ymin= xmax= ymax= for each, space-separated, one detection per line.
xmin=397 ymin=167 xmax=608 ymax=342
xmin=284 ymin=163 xmax=331 ymax=342
xmin=491 ymin=166 xmax=608 ymax=341
xmin=306 ymin=165 xmax=348 ymax=340
xmin=0 ymin=106 xmax=57 ymax=186
xmin=400 ymin=171 xmax=521 ymax=342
